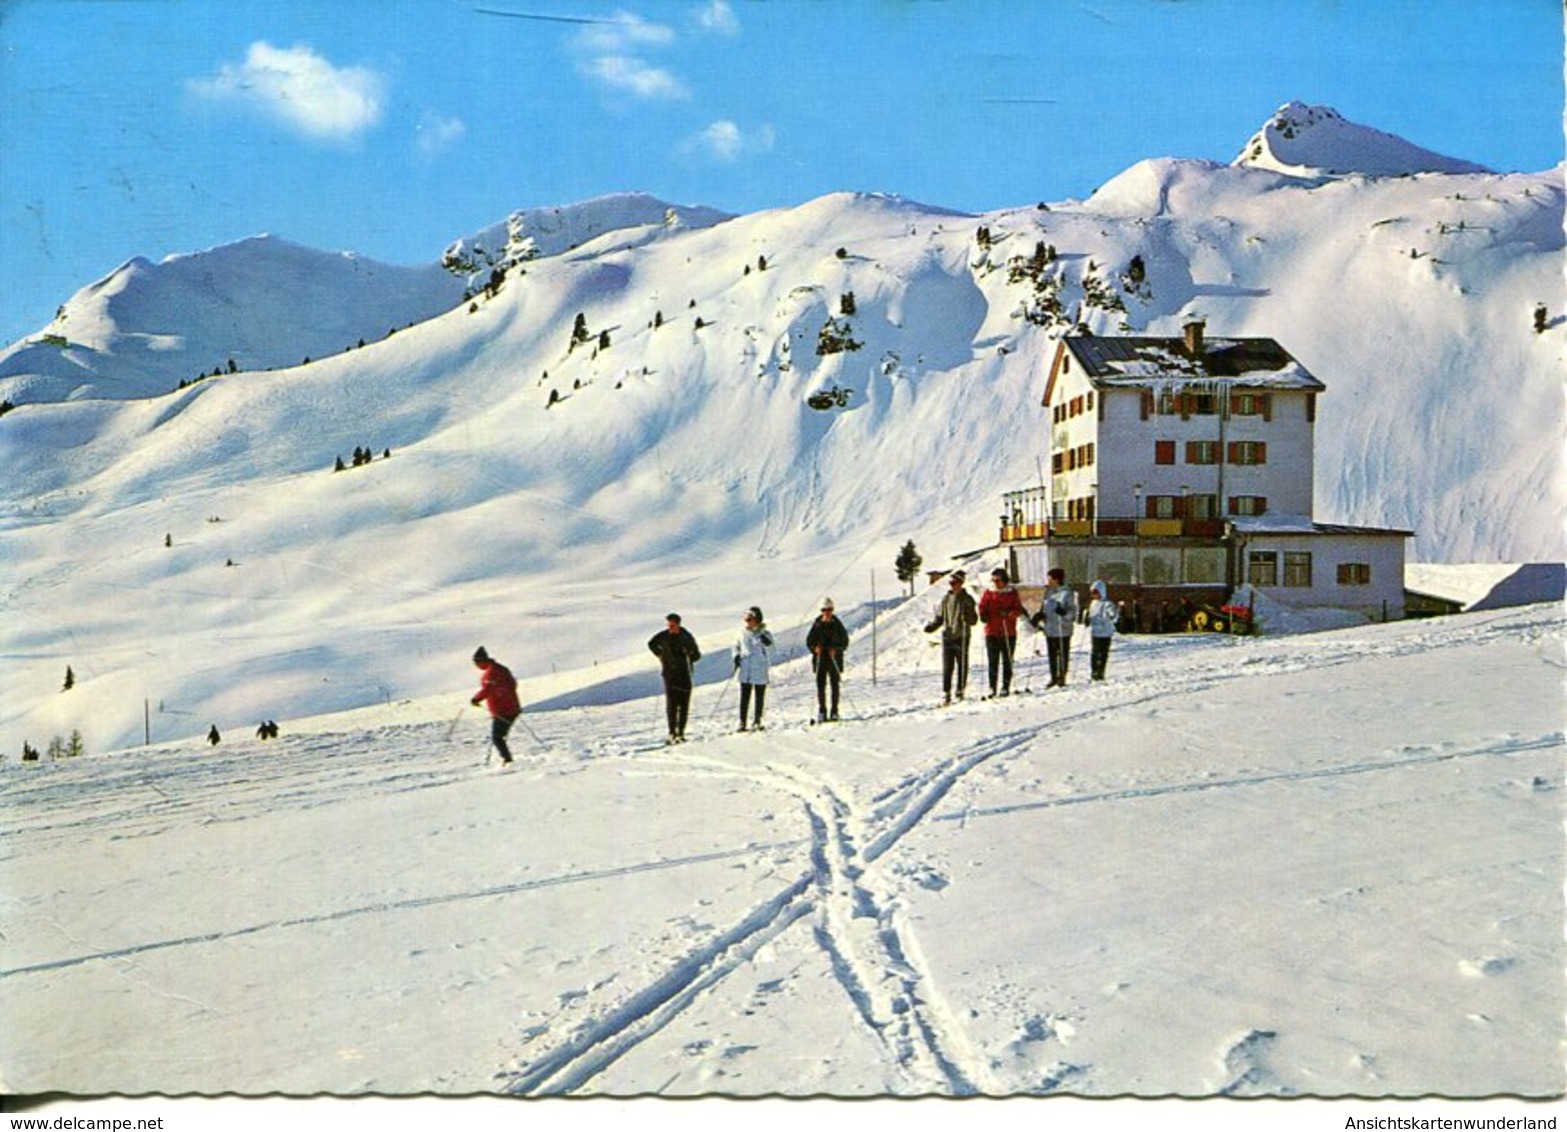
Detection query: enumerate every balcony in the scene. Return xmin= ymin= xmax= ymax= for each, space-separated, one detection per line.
xmin=1000 ymin=516 xmax=1228 ymax=543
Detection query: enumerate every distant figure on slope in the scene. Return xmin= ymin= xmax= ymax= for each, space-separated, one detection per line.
xmin=978 ymin=567 xmax=1025 ymax=698
xmin=806 ymin=598 xmax=850 ymax=722
xmin=649 ymin=614 xmax=701 ymax=744
xmin=1084 ymin=580 xmax=1121 ymax=682
xmin=732 ymin=607 xmax=774 ymax=731
xmin=1030 ymin=567 xmax=1079 ymax=687
xmin=925 ymin=570 xmax=978 ymax=705
xmin=470 ymin=646 xmax=521 ymax=764
xmin=207 ymin=725 xmax=221 ymax=746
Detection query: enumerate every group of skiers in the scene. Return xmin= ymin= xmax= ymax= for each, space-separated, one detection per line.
xmin=925 ymin=566 xmax=1120 ymax=703
xmin=466 ymin=568 xmax=1121 ymax=760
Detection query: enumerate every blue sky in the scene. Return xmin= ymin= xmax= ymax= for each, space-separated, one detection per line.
xmin=2 ymin=0 xmax=1561 ymax=347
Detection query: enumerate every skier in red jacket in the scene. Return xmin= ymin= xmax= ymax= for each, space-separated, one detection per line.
xmin=978 ymin=567 xmax=1025 ymax=697
xmin=471 ymin=646 xmax=521 ymax=763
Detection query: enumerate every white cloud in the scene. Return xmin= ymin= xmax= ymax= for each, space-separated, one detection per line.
xmin=571 ymin=11 xmax=689 ymax=102
xmin=582 ymin=54 xmax=690 ymax=101
xmin=415 ymin=113 xmax=467 ymax=158
xmin=693 ymin=1 xmax=740 ymax=35
xmin=683 ymin=119 xmax=775 ymax=162
xmin=573 ymin=11 xmax=677 ymax=54
xmin=189 ymin=42 xmax=385 ymax=141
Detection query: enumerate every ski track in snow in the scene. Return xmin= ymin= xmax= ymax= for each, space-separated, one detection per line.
xmin=487 ymin=607 xmax=1561 ymax=1095
xmin=4 ymin=604 xmax=1559 ymax=1095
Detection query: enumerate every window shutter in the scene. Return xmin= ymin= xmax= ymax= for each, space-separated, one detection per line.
xmin=1261 ymin=393 xmax=1272 ymax=422
xmin=1256 ymin=441 xmax=1267 ymax=464
xmin=1180 ymin=393 xmax=1191 ymax=420
xmin=1227 ymin=441 xmax=1240 ymax=464
xmin=1257 ymin=496 xmax=1267 ymax=513
xmin=1140 ymin=389 xmax=1152 ymax=419
xmin=1306 ymin=393 xmax=1316 ymax=422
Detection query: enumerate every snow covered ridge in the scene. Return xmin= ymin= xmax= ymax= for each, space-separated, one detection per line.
xmin=1235 ymin=101 xmax=1492 ymax=178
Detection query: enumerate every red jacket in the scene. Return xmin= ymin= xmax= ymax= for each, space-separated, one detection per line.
xmin=473 ymin=660 xmax=520 ymax=719
xmin=979 ymin=585 xmax=1025 ymax=638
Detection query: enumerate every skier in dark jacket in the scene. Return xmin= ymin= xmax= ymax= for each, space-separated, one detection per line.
xmin=471 ymin=646 xmax=521 ymax=763
xmin=648 ymin=613 xmax=701 ymax=743
xmin=806 ymin=597 xmax=850 ymax=722
xmin=925 ymin=570 xmax=978 ymax=704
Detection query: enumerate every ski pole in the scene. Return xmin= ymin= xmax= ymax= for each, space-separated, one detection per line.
xmin=514 ymin=709 xmax=548 ymax=752
xmin=444 ymin=702 xmax=468 ymax=743
xmin=706 ymin=666 xmax=737 ymax=724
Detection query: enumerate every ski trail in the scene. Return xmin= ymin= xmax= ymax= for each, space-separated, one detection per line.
xmin=498 ymin=872 xmax=816 ymax=1095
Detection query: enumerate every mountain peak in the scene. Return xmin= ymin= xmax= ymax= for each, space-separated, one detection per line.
xmin=1234 ymin=101 xmax=1491 ymax=178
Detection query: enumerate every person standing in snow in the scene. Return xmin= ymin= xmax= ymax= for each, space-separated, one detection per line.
xmin=649 ymin=613 xmax=701 ymax=743
xmin=924 ymin=570 xmax=978 ymax=705
xmin=806 ymin=598 xmax=850 ymax=722
xmin=207 ymin=725 xmax=221 ymax=746
xmin=978 ymin=567 xmax=1025 ymax=697
xmin=1030 ymin=567 xmax=1079 ymax=687
xmin=1084 ymin=580 xmax=1121 ymax=681
xmin=470 ymin=646 xmax=522 ymax=764
xmin=732 ymin=606 xmax=774 ymax=731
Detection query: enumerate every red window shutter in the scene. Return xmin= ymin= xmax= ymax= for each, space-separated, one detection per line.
xmin=1261 ymin=393 xmax=1272 ymax=422
xmin=1257 ymin=496 xmax=1267 ymax=513
xmin=1155 ymin=440 xmax=1174 ymax=465
xmin=1140 ymin=389 xmax=1152 ymax=419
xmin=1227 ymin=496 xmax=1239 ymax=515
xmin=1229 ymin=393 xmax=1243 ymax=416
xmin=1146 ymin=496 xmax=1159 ymax=519
xmin=1227 ymin=441 xmax=1240 ymax=464
xmin=1256 ymin=441 xmax=1267 ymax=464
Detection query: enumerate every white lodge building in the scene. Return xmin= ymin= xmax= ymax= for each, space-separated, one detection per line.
xmin=1000 ymin=322 xmax=1411 ymax=628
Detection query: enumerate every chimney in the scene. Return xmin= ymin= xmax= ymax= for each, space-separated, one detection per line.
xmin=1183 ymin=319 xmax=1206 ymax=356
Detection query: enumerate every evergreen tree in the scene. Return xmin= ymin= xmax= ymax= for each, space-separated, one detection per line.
xmin=894 ymin=540 xmax=923 ymax=595
xmin=571 ymin=312 xmax=590 ymax=350
xmin=840 ymin=292 xmax=857 ymax=316
xmin=62 ymin=666 xmax=74 ymax=692
xmin=67 ymin=730 xmax=84 ymax=758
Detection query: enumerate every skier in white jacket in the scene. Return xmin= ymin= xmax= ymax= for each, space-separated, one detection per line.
xmin=1029 ymin=567 xmax=1080 ymax=687
xmin=732 ymin=606 xmax=774 ymax=731
xmin=1084 ymin=580 xmax=1121 ymax=681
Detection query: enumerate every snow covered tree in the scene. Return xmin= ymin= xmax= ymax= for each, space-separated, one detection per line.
xmin=894 ymin=541 xmax=923 ymax=595
xmin=816 ymin=316 xmax=862 ymax=356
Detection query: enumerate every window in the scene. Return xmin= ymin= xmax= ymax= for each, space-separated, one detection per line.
xmin=1083 ymin=441 xmax=1095 ymax=467
xmin=1157 ymin=390 xmax=1179 ymax=416
xmin=1232 ymin=392 xmax=1271 ymax=418
xmin=1086 ymin=391 xmax=1094 ymax=412
xmin=1228 ymin=495 xmax=1268 ymax=516
xmin=1188 ymin=494 xmax=1218 ymax=520
xmin=1147 ymin=495 xmax=1180 ymax=519
xmin=1229 ymin=441 xmax=1267 ymax=465
xmin=1155 ymin=440 xmax=1176 ymax=465
xmin=1337 ymin=562 xmax=1372 ymax=585
xmin=1284 ymin=552 xmax=1313 ymax=587
xmin=1191 ymin=391 xmax=1217 ymax=415
xmin=1185 ymin=440 xmax=1218 ymax=465
xmin=1052 ymin=451 xmax=1065 ymax=474
xmin=1249 ymin=551 xmax=1278 ymax=587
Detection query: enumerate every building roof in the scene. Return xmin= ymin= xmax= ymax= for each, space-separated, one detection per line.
xmin=1057 ymin=331 xmax=1327 ymax=392
xmin=1230 ymin=515 xmax=1414 ymax=538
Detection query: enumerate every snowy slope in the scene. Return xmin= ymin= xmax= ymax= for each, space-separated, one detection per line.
xmin=2 ymin=600 xmax=1560 ymax=1096
xmin=1 ymin=104 xmax=1562 ymax=762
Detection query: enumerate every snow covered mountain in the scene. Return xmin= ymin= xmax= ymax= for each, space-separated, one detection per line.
xmin=1 ymin=104 xmax=1562 ymax=757
xmin=1234 ymin=101 xmax=1493 ymax=177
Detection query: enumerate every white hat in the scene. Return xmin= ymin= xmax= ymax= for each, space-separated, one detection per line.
xmin=820 ymin=597 xmax=835 ymax=611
